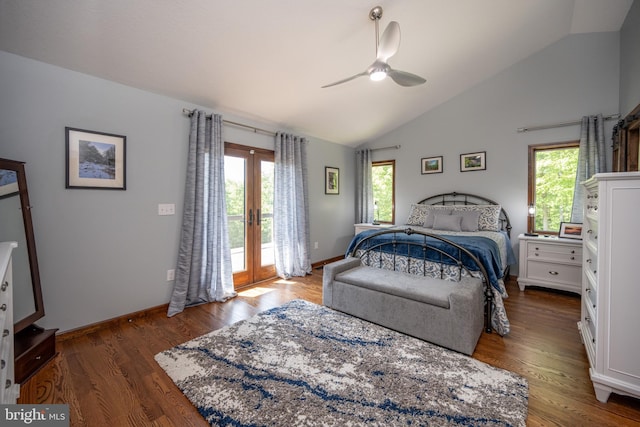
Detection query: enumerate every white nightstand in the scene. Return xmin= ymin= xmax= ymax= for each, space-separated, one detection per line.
xmin=517 ymin=234 xmax=582 ymax=294
xmin=354 ymin=223 xmax=393 ymax=235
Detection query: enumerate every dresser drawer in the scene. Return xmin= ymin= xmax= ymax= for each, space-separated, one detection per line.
xmin=527 ymin=260 xmax=582 ymax=286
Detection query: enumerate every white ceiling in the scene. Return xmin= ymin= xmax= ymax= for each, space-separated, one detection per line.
xmin=0 ymin=0 xmax=633 ymax=146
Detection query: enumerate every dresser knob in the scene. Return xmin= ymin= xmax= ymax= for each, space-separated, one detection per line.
xmin=5 ymin=379 xmax=11 ymax=389
xmin=2 ymin=329 xmax=8 ymax=337
xmin=570 ymin=256 xmax=575 ymax=260
xmin=0 ymin=360 xmax=4 ymax=369
xmin=585 ymin=316 xmax=591 ymax=322
xmin=587 ymin=230 xmax=593 ymax=234
xmin=1 ymin=281 xmax=7 ymax=291
xmin=549 ymin=271 xmax=559 ymax=276
xmin=586 ymin=288 xmax=591 ymax=293
xmin=0 ymin=304 xmax=6 ymax=312
xmin=586 ymin=259 xmax=592 ymax=263
xmin=35 ymin=355 xmax=42 ymax=360
xmin=571 ymin=250 xmax=575 ymax=254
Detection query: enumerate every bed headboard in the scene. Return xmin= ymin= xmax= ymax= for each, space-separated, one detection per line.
xmin=417 ymin=191 xmax=512 ymax=237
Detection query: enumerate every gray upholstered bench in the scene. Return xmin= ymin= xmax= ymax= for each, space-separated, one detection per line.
xmin=323 ymin=257 xmax=485 ymax=355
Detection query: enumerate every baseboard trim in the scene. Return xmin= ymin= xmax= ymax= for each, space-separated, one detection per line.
xmin=58 ymin=256 xmax=346 ymax=342
xmin=57 ymin=303 xmax=169 ymax=342
xmin=312 ymin=255 xmax=344 ymax=270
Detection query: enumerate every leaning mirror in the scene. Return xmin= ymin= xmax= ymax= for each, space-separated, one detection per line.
xmin=0 ymin=158 xmax=45 ymax=333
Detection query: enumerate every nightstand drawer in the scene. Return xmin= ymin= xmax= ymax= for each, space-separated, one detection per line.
xmin=527 ymin=242 xmax=581 ymax=262
xmin=14 ymin=328 xmax=56 ymax=384
xmin=527 ymin=260 xmax=582 ymax=286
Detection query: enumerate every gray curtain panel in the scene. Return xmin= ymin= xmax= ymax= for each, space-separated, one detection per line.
xmin=571 ymin=114 xmax=608 ymax=222
xmin=167 ymin=111 xmax=236 ymax=317
xmin=356 ymin=148 xmax=374 ymax=223
xmin=274 ymin=132 xmax=312 ymax=279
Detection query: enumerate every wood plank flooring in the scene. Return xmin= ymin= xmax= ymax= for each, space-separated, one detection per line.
xmin=17 ymin=272 xmax=640 ymax=426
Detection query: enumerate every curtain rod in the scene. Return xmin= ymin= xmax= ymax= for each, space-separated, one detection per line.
xmin=517 ymin=113 xmax=620 ymax=133
xmin=357 ymin=145 xmax=401 ymax=153
xmin=182 ymin=108 xmax=276 ymax=136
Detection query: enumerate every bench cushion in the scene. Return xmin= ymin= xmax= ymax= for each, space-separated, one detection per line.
xmin=335 ymin=265 xmax=461 ymax=309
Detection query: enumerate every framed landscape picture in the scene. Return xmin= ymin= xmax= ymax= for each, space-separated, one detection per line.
xmin=460 ymin=151 xmax=486 ymax=172
xmin=421 ymin=156 xmax=443 ymax=174
xmin=325 ymin=166 xmax=339 ymax=194
xmin=66 ymin=127 xmax=126 ymax=190
xmin=559 ymin=222 xmax=583 ymax=239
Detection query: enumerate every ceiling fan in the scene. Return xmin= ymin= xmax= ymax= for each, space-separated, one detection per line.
xmin=321 ymin=6 xmax=426 ymax=88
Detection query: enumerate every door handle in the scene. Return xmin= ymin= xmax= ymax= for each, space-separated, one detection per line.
xmin=256 ymin=209 xmax=261 ymax=226
xmin=248 ymin=209 xmax=253 ymax=226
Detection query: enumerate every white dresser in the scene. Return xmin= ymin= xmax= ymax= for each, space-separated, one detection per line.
xmin=517 ymin=234 xmax=582 ymax=294
xmin=578 ymin=172 xmax=640 ymax=403
xmin=0 ymin=241 xmax=20 ymax=404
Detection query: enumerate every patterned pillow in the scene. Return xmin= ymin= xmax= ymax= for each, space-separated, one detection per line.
xmin=405 ymin=204 xmax=429 ymax=225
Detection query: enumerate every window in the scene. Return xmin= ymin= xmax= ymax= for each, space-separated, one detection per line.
xmin=372 ymin=160 xmax=395 ymax=224
xmin=528 ymin=142 xmax=579 ymax=234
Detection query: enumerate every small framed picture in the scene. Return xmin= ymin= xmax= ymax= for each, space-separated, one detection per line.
xmin=325 ymin=166 xmax=339 ymax=195
xmin=559 ymin=222 xmax=583 ymax=239
xmin=66 ymin=127 xmax=126 ymax=190
xmin=421 ymin=156 xmax=443 ymax=174
xmin=460 ymin=151 xmax=486 ymax=172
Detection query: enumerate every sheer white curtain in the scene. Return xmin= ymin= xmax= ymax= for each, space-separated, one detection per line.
xmin=274 ymin=132 xmax=312 ymax=279
xmin=356 ymin=149 xmax=374 ymax=223
xmin=167 ymin=111 xmax=236 ymax=317
xmin=571 ymin=114 xmax=609 ymax=222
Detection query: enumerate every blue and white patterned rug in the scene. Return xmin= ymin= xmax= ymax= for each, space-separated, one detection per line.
xmin=155 ymin=299 xmax=528 ymax=426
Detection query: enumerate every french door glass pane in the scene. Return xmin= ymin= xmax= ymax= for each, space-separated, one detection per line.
xmin=224 ymin=156 xmax=246 ymax=273
xmin=260 ymin=160 xmax=274 ymax=267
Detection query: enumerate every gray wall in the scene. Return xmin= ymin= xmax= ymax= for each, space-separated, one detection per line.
xmin=0 ymin=50 xmax=353 ymax=332
xmin=363 ymin=32 xmax=621 ymax=274
xmin=620 ymin=0 xmax=640 ymax=116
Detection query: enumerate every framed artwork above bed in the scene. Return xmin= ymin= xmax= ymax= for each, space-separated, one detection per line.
xmin=421 ymin=156 xmax=443 ymax=174
xmin=460 ymin=151 xmax=486 ymax=172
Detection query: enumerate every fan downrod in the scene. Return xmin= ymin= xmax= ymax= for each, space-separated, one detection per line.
xmin=369 ymin=6 xmax=383 ymax=21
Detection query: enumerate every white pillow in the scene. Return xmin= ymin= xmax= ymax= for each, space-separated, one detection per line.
xmin=457 ymin=210 xmax=480 ymax=232
xmin=433 ymin=214 xmax=463 ymax=232
xmin=423 ymin=208 xmax=453 ymax=228
xmin=449 ymin=205 xmax=501 ymax=231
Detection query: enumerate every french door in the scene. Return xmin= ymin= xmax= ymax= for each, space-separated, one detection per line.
xmin=224 ymin=143 xmax=275 ymax=287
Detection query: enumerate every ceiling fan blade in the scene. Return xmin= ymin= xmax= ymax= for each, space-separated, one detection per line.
xmin=387 ymin=69 xmax=426 ymax=87
xmin=321 ymin=72 xmax=367 ymax=88
xmin=377 ymin=21 xmax=400 ymax=62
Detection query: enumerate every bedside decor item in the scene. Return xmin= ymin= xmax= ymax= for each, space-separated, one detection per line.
xmin=156 ymin=299 xmax=528 ymax=427
xmin=558 ymin=222 xmax=583 ymax=239
xmin=421 ymin=156 xmax=443 ymax=174
xmin=325 ymin=166 xmax=339 ymax=194
xmin=65 ymin=127 xmax=126 ymax=190
xmin=460 ymin=151 xmax=486 ymax=172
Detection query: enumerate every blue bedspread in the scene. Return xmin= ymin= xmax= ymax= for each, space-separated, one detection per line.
xmin=346 ymin=229 xmax=504 ymax=292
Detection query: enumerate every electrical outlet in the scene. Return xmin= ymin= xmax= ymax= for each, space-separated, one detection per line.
xmin=158 ymin=203 xmax=175 ymax=216
xmin=166 ymin=269 xmax=175 ymax=281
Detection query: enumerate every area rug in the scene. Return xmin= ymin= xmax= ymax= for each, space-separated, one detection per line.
xmin=155 ymin=299 xmax=528 ymax=426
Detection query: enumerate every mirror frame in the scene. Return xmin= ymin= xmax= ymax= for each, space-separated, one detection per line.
xmin=0 ymin=157 xmax=45 ymax=333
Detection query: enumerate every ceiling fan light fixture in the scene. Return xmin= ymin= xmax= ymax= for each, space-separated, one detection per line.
xmin=370 ymin=70 xmax=387 ymax=81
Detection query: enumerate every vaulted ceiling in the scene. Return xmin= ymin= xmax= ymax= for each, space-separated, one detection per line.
xmin=0 ymin=0 xmax=633 ymax=146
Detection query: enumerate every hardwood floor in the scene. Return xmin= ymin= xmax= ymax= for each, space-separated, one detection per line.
xmin=18 ymin=272 xmax=640 ymax=426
